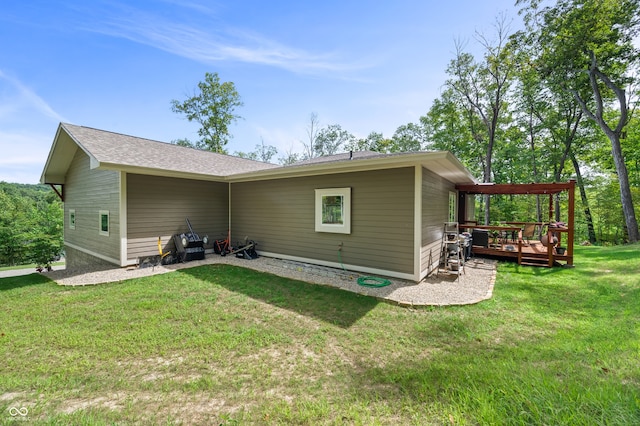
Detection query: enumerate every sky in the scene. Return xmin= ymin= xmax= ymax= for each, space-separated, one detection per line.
xmin=1 ymin=0 xmax=521 ymax=184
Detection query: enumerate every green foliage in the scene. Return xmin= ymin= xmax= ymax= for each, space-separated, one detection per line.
xmin=390 ymin=123 xmax=426 ymax=152
xmin=312 ymin=124 xmax=355 ymax=157
xmin=234 ymin=139 xmax=278 ymax=163
xmin=517 ymin=0 xmax=640 ymax=242
xmin=0 ymin=182 xmax=63 ymax=267
xmin=171 ymin=72 xmax=243 ymax=153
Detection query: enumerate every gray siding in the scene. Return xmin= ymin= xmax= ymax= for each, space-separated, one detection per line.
xmin=127 ymin=174 xmax=228 ymax=260
xmin=64 ymin=149 xmax=121 ymax=266
xmin=231 ymin=168 xmax=414 ymax=275
xmin=420 ymin=167 xmax=456 ymax=277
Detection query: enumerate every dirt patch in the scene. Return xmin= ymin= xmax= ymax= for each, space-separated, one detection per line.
xmin=0 ymin=391 xmax=27 ymax=402
xmin=59 ymin=394 xmax=124 ymax=414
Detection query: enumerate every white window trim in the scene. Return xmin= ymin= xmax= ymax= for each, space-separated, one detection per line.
xmin=99 ymin=210 xmax=110 ymax=236
xmin=69 ymin=209 xmax=76 ymax=230
xmin=448 ymin=191 xmax=457 ymax=223
xmin=315 ymin=187 xmax=351 ymax=234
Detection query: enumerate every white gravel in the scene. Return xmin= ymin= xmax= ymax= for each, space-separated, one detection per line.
xmin=44 ymin=255 xmax=497 ymax=306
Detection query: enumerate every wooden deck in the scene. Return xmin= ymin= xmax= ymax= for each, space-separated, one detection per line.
xmin=471 ymin=239 xmax=572 ymax=267
xmin=456 ymin=181 xmax=577 ymax=268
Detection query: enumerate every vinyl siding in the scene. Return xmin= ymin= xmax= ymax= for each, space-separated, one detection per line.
xmin=64 ymin=149 xmax=121 ymax=264
xmin=127 ymin=174 xmax=228 ymax=260
xmin=231 ymin=168 xmax=414 ymax=274
xmin=420 ymin=167 xmax=456 ymax=277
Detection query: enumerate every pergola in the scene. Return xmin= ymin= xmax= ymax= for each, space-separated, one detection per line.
xmin=455 ymin=180 xmax=576 ymax=267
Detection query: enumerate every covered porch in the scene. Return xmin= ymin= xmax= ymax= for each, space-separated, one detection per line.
xmin=456 ymin=181 xmax=576 ymax=267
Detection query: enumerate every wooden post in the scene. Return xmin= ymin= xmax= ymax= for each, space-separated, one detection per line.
xmin=548 ymin=194 xmax=554 ymax=267
xmin=567 ymin=180 xmax=575 ymax=266
xmin=517 ymin=239 xmax=522 ymax=265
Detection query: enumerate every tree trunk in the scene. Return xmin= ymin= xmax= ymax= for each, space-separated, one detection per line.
xmin=570 ymin=151 xmax=597 ymax=244
xmin=572 ymin=58 xmax=640 ymax=243
xmin=604 ymin=130 xmax=639 ymax=242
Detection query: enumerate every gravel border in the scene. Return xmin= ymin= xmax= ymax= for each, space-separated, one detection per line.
xmin=44 ymin=255 xmax=497 ymax=306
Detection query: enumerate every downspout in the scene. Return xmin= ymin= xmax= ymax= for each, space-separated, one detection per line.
xmin=414 ymin=165 xmax=422 ymax=281
xmin=119 ymin=172 xmax=128 ymax=266
xmin=228 ymin=182 xmax=232 ymax=243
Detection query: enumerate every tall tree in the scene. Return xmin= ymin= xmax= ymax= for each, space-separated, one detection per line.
xmin=391 ymin=123 xmax=427 ymax=152
xmin=347 ymin=131 xmax=395 ymax=153
xmin=446 ymin=15 xmax=515 ymax=224
xmin=171 ymin=72 xmax=243 ymax=153
xmin=301 ymin=112 xmax=321 ymax=159
xmin=422 ymin=88 xmax=485 ymax=178
xmin=518 ymin=0 xmax=640 ymax=242
xmin=313 ymin=124 xmax=355 ymax=157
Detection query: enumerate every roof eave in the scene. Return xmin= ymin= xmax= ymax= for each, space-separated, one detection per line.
xmin=97 ymin=162 xmax=228 ymax=182
xmin=228 ymin=151 xmax=477 ymax=184
xmin=40 ymin=124 xmax=64 ymax=184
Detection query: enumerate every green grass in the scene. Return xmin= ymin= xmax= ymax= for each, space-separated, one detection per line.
xmin=0 ymin=245 xmax=638 ymax=425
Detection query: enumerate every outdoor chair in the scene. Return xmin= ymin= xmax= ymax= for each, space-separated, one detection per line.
xmin=522 ymin=223 xmax=537 ymax=245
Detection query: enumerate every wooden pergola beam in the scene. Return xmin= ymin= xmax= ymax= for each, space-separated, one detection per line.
xmin=456 ymin=180 xmax=576 ymax=267
xmin=456 ymin=181 xmax=575 ymax=195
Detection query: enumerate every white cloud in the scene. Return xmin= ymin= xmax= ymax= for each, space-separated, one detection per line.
xmin=0 ymin=71 xmax=64 ymax=183
xmin=0 ymin=131 xmax=52 ymax=184
xmin=81 ymin=3 xmax=364 ymax=75
xmin=0 ymin=70 xmax=67 ymax=123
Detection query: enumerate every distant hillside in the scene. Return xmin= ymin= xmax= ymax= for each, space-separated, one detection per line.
xmin=0 ymin=182 xmax=63 ymax=266
xmin=0 ymin=182 xmax=56 ymax=202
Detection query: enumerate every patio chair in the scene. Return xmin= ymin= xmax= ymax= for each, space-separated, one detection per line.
xmin=522 ymin=223 xmax=537 ymax=245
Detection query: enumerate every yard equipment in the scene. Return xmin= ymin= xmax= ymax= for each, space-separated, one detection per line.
xmin=138 ymin=236 xmax=177 ymax=268
xmin=214 ymin=230 xmax=231 ymax=255
xmin=173 ymin=218 xmax=208 ymax=262
xmin=157 ymin=236 xmax=177 ymax=265
xmin=214 ymin=232 xmax=258 ymax=259
xmin=229 ymin=238 xmax=258 ymax=259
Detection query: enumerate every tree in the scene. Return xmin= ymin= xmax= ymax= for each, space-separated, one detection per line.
xmin=314 ymin=124 xmax=355 ymax=157
xmin=170 ymin=72 xmax=243 ymax=154
xmin=391 ymin=123 xmax=427 ymax=152
xmin=26 ymin=198 xmax=64 ymax=267
xmin=446 ymin=15 xmax=515 ymax=224
xmin=277 ymin=146 xmax=301 ymax=165
xmin=235 ymin=138 xmax=278 ymax=163
xmin=422 ymin=88 xmax=485 ymax=177
xmin=347 ymin=131 xmax=392 ymax=153
xmin=518 ymin=0 xmax=640 ymax=242
xmin=0 ymin=183 xmax=63 ymax=267
xmin=301 ymin=113 xmax=321 ymax=159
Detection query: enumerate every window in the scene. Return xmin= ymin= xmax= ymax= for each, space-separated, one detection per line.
xmin=99 ymin=210 xmax=110 ymax=236
xmin=448 ymin=191 xmax=457 ymax=222
xmin=69 ymin=209 xmax=76 ymax=230
xmin=315 ymin=188 xmax=351 ymax=234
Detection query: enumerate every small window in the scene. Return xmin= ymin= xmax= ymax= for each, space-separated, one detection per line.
xmin=69 ymin=209 xmax=76 ymax=230
xmin=315 ymin=188 xmax=351 ymax=234
xmin=448 ymin=191 xmax=457 ymax=222
xmin=99 ymin=210 xmax=110 ymax=236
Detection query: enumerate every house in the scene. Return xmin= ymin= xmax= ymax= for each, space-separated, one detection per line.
xmin=41 ymin=123 xmax=477 ymax=281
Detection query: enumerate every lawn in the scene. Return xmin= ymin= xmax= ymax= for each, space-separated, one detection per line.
xmin=1 ymin=245 xmax=638 ymax=425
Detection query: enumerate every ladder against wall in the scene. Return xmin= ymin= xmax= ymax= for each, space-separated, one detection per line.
xmin=438 ymin=222 xmax=465 ymax=278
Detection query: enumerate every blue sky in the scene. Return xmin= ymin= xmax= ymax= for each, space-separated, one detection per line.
xmin=1 ymin=0 xmax=520 ymax=184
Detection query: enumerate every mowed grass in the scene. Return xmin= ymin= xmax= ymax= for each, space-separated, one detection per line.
xmin=0 ymin=245 xmax=638 ymax=425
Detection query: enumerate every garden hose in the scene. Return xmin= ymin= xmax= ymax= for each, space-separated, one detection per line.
xmin=357 ymin=276 xmax=392 ymax=287
xmin=338 ymin=249 xmax=392 ymax=288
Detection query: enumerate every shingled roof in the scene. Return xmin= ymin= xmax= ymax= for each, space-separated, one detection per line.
xmin=41 ymin=123 xmax=477 ymax=185
xmin=41 ymin=123 xmax=278 ymax=184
